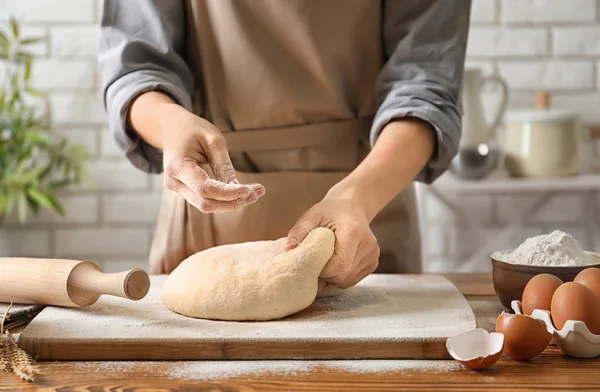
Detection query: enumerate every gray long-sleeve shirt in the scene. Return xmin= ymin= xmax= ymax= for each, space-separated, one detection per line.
xmin=99 ymin=0 xmax=471 ymax=184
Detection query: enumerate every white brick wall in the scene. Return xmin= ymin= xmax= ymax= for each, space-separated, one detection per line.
xmin=471 ymin=0 xmax=497 ymax=23
xmin=0 ymin=0 xmax=96 ymax=23
xmin=466 ymin=27 xmax=548 ymax=57
xmin=501 ymin=0 xmax=597 ymax=23
xmin=497 ymin=61 xmax=594 ymax=90
xmin=32 ymin=59 xmax=96 ymax=90
xmin=55 ymin=228 xmax=150 ymax=258
xmin=103 ymin=193 xmax=161 ymax=224
xmin=86 ymin=161 xmax=149 ymax=191
xmin=1 ymin=0 xmax=599 ymax=274
xmin=50 ymin=92 xmax=105 ymax=124
xmin=100 ymin=128 xmax=123 ymax=157
xmin=553 ymin=27 xmax=600 ymax=55
xmin=424 ymin=0 xmax=600 ymax=273
xmin=50 ymin=26 xmax=99 ymax=57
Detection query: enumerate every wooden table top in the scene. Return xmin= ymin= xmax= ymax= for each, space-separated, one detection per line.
xmin=1 ymin=273 xmax=598 ymax=391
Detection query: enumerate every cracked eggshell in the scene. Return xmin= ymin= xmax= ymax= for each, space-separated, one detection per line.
xmin=531 ymin=309 xmax=600 ymax=359
xmin=446 ymin=328 xmax=504 ymax=370
xmin=512 ymin=300 xmax=556 ymax=345
xmin=496 ymin=311 xmax=552 ymax=361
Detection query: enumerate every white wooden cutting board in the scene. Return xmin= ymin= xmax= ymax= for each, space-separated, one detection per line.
xmin=18 ymin=274 xmax=476 ymax=360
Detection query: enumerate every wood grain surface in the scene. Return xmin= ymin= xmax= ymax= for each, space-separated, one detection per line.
xmin=1 ymin=274 xmax=598 ymax=392
xmin=17 ymin=274 xmax=476 ymax=361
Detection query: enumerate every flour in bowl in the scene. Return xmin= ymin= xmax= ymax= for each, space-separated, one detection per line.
xmin=500 ymin=230 xmax=595 ymax=267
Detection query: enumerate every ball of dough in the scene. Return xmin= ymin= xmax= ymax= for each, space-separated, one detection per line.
xmin=161 ymin=227 xmax=336 ymax=321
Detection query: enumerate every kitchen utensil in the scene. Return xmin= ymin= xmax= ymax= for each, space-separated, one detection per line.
xmin=449 ymin=68 xmax=508 ymax=180
xmin=460 ymin=68 xmax=509 ymax=149
xmin=18 ymin=274 xmax=476 ymax=360
xmin=0 ymin=303 xmax=44 ymax=331
xmin=448 ymin=143 xmax=500 ymax=180
xmin=490 ymin=250 xmax=600 ymax=309
xmin=0 ymin=257 xmax=150 ymax=307
xmin=503 ymin=91 xmax=587 ymax=178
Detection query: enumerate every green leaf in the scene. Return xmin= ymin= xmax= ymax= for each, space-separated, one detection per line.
xmin=81 ymin=167 xmax=94 ymax=188
xmin=5 ymin=189 xmax=16 ymax=215
xmin=49 ymin=178 xmax=71 ymax=189
xmin=0 ymin=30 xmax=9 ymax=49
xmin=24 ymin=86 xmax=45 ymax=98
xmin=17 ymin=190 xmax=27 ymax=222
xmin=34 ymin=190 xmax=64 ymax=216
xmin=46 ymin=193 xmax=64 ymax=216
xmin=0 ymin=189 xmax=6 ymax=212
xmin=9 ymin=16 xmax=20 ymax=38
xmin=16 ymin=51 xmax=32 ymax=59
xmin=20 ymin=37 xmax=43 ymax=45
xmin=27 ymin=187 xmax=57 ymax=212
xmin=24 ymin=55 xmax=32 ymax=81
xmin=27 ymin=194 xmax=40 ymax=215
xmin=8 ymin=91 xmax=19 ymax=109
xmin=38 ymin=165 xmax=53 ymax=181
xmin=24 ymin=130 xmax=49 ymax=144
xmin=23 ymin=166 xmax=44 ymax=183
xmin=13 ymin=159 xmax=29 ymax=177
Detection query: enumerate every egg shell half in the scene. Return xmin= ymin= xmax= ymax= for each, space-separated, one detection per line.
xmin=496 ymin=312 xmax=552 ymax=360
xmin=446 ymin=328 xmax=504 ymax=370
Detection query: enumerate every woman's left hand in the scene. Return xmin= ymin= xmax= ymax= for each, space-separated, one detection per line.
xmin=284 ymin=190 xmax=380 ymax=289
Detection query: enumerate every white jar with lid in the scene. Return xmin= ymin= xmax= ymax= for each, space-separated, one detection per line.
xmin=503 ymin=92 xmax=585 ymax=178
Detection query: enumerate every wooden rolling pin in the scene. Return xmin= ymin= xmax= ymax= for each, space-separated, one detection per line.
xmin=0 ymin=258 xmax=150 ymax=307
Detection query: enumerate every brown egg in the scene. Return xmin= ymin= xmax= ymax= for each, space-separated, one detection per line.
xmin=551 ymin=282 xmax=600 ymax=335
xmin=496 ymin=312 xmax=552 ymax=360
xmin=574 ymin=267 xmax=600 ymax=298
xmin=521 ymin=273 xmax=563 ymax=315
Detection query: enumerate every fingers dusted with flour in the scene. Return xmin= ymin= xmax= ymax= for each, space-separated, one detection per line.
xmin=162 ymin=132 xmax=265 ymax=213
xmin=129 ymin=91 xmax=266 ymax=213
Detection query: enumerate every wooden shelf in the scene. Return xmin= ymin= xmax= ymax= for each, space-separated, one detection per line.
xmin=431 ymin=171 xmax=600 ymax=193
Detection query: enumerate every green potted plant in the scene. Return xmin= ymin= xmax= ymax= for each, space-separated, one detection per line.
xmin=0 ymin=16 xmax=91 ymax=223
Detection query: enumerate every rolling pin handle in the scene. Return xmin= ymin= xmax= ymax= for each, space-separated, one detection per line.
xmin=93 ymin=268 xmax=151 ymax=300
xmin=121 ymin=269 xmax=151 ymax=300
xmin=68 ymin=264 xmax=151 ymax=306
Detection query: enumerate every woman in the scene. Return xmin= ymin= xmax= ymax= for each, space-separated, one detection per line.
xmin=99 ymin=0 xmax=471 ymax=289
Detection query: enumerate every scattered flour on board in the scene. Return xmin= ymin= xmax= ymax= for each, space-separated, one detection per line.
xmin=500 ymin=230 xmax=597 ymax=267
xmin=71 ymin=360 xmax=463 ymax=381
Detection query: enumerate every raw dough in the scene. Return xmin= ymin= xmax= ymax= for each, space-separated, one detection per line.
xmin=161 ymin=228 xmax=336 ymax=321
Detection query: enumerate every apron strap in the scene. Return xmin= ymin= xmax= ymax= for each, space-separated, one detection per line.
xmin=223 ymin=116 xmax=374 ymax=153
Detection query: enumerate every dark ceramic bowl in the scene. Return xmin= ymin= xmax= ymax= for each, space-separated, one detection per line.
xmin=491 ymin=250 xmax=600 ymax=309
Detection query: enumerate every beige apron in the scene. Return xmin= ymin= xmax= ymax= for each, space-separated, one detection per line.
xmin=149 ymin=0 xmax=422 ymax=276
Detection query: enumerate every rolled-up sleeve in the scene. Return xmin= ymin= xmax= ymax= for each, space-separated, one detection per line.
xmin=99 ymin=0 xmax=195 ymax=174
xmin=372 ymin=0 xmax=472 ymax=184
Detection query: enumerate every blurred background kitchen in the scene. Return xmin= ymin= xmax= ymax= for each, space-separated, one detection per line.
xmin=1 ymin=0 xmax=600 ymax=273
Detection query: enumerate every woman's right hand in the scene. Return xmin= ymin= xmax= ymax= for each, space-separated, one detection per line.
xmin=130 ymin=92 xmax=265 ymax=213
xmin=162 ymin=105 xmax=265 ymax=213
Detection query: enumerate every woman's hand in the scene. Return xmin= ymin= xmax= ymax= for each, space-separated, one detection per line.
xmin=285 ymin=186 xmax=380 ymax=289
xmin=284 ymin=118 xmax=436 ymax=289
xmin=161 ymin=106 xmax=265 ymax=213
xmin=129 ymin=92 xmax=265 ymax=213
